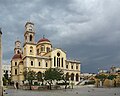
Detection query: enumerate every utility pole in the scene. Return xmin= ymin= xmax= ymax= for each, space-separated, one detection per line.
xmin=0 ymin=28 xmax=3 ymax=96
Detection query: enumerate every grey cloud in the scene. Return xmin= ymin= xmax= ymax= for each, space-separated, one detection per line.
xmin=0 ymin=0 xmax=120 ymax=72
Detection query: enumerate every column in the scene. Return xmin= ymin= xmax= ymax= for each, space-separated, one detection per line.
xmin=0 ymin=29 xmax=3 ymax=96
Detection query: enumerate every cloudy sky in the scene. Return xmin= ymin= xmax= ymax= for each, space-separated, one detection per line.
xmin=0 ymin=0 xmax=120 ymax=73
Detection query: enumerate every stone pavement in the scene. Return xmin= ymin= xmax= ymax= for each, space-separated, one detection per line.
xmin=4 ymin=86 xmax=120 ymax=96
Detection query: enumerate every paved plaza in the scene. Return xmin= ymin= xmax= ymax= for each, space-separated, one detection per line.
xmin=4 ymin=86 xmax=120 ymax=96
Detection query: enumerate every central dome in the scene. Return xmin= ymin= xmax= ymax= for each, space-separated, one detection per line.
xmin=37 ymin=38 xmax=50 ymax=43
xmin=12 ymin=54 xmax=22 ymax=59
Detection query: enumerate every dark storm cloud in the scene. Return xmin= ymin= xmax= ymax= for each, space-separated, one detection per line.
xmin=0 ymin=0 xmax=120 ymax=73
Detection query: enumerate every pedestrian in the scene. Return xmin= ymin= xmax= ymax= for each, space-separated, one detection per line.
xmin=16 ymin=82 xmax=19 ymax=89
xmin=14 ymin=82 xmax=17 ymax=89
xmin=71 ymin=82 xmax=74 ymax=89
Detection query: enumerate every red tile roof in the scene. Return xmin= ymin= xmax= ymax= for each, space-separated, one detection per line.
xmin=37 ymin=38 xmax=50 ymax=43
xmin=12 ymin=54 xmax=22 ymax=59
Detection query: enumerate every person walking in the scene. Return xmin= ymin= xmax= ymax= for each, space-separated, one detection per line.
xmin=16 ymin=82 xmax=19 ymax=89
xmin=14 ymin=82 xmax=17 ymax=89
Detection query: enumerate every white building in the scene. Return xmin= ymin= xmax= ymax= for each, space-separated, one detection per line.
xmin=2 ymin=64 xmax=11 ymax=78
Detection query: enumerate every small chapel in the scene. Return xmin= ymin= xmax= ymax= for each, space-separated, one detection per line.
xmin=11 ymin=22 xmax=81 ymax=85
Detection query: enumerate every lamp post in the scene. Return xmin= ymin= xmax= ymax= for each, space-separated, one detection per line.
xmin=0 ymin=28 xmax=3 ymax=96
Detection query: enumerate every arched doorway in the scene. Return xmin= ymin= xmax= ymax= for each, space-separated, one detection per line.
xmin=71 ymin=73 xmax=74 ymax=81
xmin=66 ymin=72 xmax=69 ymax=81
xmin=76 ymin=74 xmax=79 ymax=81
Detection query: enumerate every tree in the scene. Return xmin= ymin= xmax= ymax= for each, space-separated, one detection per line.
xmin=3 ymin=77 xmax=7 ymax=86
xmin=3 ymin=71 xmax=9 ymax=85
xmin=107 ymin=74 xmax=117 ymax=87
xmin=23 ymin=70 xmax=36 ymax=90
xmin=107 ymin=74 xmax=117 ymax=80
xmin=4 ymin=71 xmax=8 ymax=80
xmin=44 ymin=68 xmax=64 ymax=90
xmin=36 ymin=71 xmax=44 ymax=85
xmin=95 ymin=74 xmax=107 ymax=86
xmin=62 ymin=73 xmax=70 ymax=89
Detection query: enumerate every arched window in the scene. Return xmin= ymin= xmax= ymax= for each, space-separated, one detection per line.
xmin=58 ymin=58 xmax=60 ymax=67
xmin=71 ymin=73 xmax=74 ymax=81
xmin=71 ymin=65 xmax=74 ymax=69
xmin=66 ymin=73 xmax=69 ymax=81
xmin=54 ymin=56 xmax=56 ymax=67
xmin=30 ymin=35 xmax=32 ymax=41
xmin=41 ymin=45 xmax=45 ymax=52
xmin=76 ymin=74 xmax=79 ymax=81
xmin=76 ymin=65 xmax=78 ymax=69
xmin=15 ymin=69 xmax=17 ymax=75
xmin=66 ymin=65 xmax=68 ymax=68
xmin=39 ymin=62 xmax=40 ymax=66
xmin=46 ymin=47 xmax=50 ymax=53
xmin=30 ymin=46 xmax=33 ymax=54
xmin=15 ymin=62 xmax=17 ymax=66
xmin=31 ymin=61 xmax=33 ymax=66
xmin=57 ymin=52 xmax=60 ymax=67
xmin=61 ymin=58 xmax=63 ymax=67
xmin=57 ymin=57 xmax=59 ymax=67
xmin=46 ymin=62 xmax=48 ymax=67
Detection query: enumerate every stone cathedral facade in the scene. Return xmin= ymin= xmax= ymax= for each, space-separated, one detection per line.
xmin=11 ymin=22 xmax=81 ymax=85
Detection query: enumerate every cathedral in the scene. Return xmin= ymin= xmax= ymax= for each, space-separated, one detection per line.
xmin=11 ymin=22 xmax=81 ymax=85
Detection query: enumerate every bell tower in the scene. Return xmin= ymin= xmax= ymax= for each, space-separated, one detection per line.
xmin=14 ymin=40 xmax=22 ymax=54
xmin=24 ymin=22 xmax=35 ymax=44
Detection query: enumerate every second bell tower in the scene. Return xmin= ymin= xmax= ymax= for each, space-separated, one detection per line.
xmin=24 ymin=22 xmax=35 ymax=44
